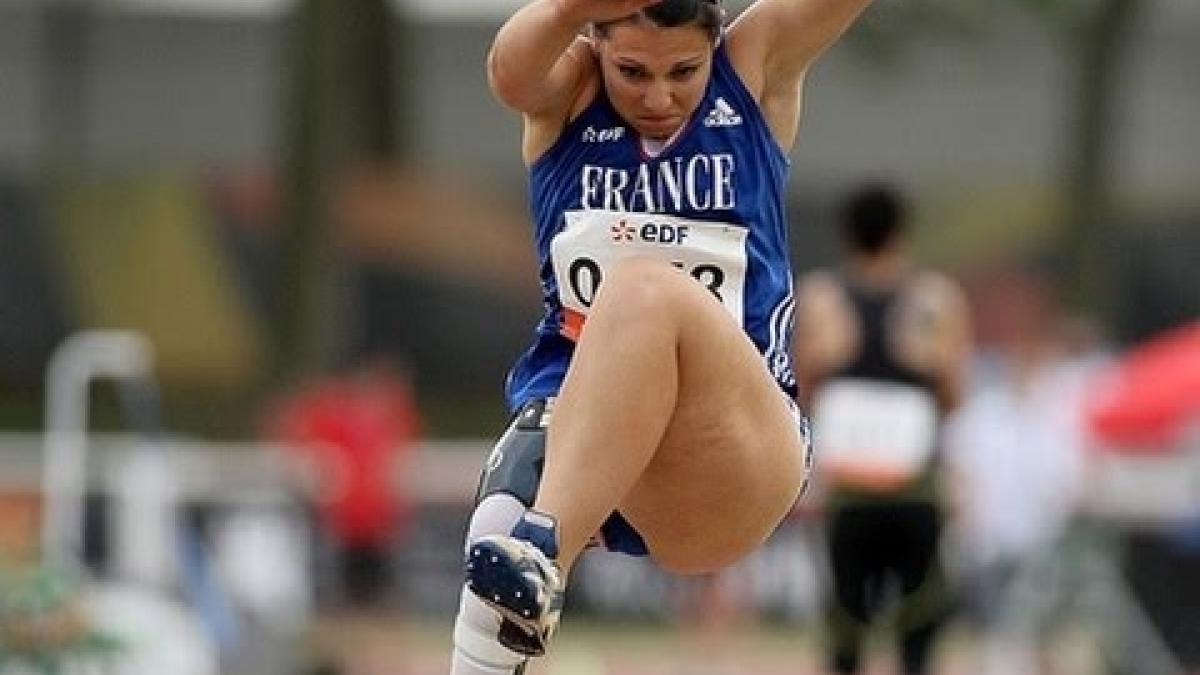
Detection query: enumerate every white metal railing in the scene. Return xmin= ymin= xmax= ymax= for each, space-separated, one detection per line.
xmin=1 ymin=433 xmax=486 ymax=505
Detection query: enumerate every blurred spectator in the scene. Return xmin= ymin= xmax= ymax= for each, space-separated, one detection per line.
xmin=795 ymin=183 xmax=971 ymax=675
xmin=944 ymin=263 xmax=1104 ymax=671
xmin=1082 ymin=319 xmax=1200 ymax=670
xmin=0 ymin=493 xmax=40 ymax=568
xmin=266 ymin=362 xmax=421 ymax=608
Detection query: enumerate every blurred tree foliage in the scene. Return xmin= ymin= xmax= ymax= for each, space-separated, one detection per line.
xmin=1035 ymin=0 xmax=1145 ymax=318
xmin=276 ymin=0 xmax=410 ymax=381
xmin=852 ymin=0 xmax=1146 ymax=320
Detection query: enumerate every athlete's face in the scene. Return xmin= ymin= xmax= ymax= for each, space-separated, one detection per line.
xmin=596 ymin=22 xmax=714 ymax=140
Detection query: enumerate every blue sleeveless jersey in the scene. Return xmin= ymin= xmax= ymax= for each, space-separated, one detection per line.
xmin=505 ymin=41 xmax=797 ymax=411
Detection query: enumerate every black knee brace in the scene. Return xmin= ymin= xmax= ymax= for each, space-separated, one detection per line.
xmin=475 ymin=398 xmax=549 ymax=507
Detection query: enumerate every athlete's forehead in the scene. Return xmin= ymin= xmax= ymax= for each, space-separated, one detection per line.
xmin=598 ymin=21 xmax=713 ymax=69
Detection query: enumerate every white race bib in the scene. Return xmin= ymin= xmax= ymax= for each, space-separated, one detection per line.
xmin=813 ymin=378 xmax=939 ymax=490
xmin=550 ymin=209 xmax=748 ymax=339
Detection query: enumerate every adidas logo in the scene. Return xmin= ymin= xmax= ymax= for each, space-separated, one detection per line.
xmin=703 ymin=97 xmax=742 ymax=127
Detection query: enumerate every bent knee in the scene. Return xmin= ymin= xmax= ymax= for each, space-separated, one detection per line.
xmin=594 ymin=257 xmax=699 ymax=318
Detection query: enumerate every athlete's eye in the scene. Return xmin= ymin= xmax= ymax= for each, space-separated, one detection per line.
xmin=669 ymin=66 xmax=699 ymax=81
xmin=618 ymin=65 xmax=647 ymax=81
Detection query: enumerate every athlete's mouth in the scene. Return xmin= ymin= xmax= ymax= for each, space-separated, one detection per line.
xmin=638 ymin=116 xmax=680 ymax=137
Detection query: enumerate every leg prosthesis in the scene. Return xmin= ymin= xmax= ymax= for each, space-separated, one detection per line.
xmin=451 ymin=400 xmax=563 ymax=673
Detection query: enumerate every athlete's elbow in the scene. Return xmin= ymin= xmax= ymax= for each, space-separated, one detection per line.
xmin=485 ymin=47 xmax=513 ymax=104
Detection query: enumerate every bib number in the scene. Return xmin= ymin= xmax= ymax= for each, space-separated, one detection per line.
xmin=550 ymin=210 xmax=748 ymax=339
xmin=813 ymin=378 xmax=939 ymax=490
xmin=565 ymin=257 xmax=727 ymax=307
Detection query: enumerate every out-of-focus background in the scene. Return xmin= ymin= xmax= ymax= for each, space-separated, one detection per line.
xmin=0 ymin=0 xmax=1197 ymax=673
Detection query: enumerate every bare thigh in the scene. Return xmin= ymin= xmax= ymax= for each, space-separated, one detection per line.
xmin=617 ymin=271 xmax=807 ymax=574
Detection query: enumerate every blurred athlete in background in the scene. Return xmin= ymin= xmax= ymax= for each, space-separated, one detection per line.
xmin=795 ymin=183 xmax=970 ymax=675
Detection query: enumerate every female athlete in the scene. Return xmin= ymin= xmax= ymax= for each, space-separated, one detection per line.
xmin=451 ymin=1 xmax=873 ymax=672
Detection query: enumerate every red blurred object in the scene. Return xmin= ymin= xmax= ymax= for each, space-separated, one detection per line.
xmin=1087 ymin=320 xmax=1200 ymax=451
xmin=267 ymin=367 xmax=421 ymax=547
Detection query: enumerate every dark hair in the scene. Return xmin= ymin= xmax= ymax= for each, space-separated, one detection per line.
xmin=594 ymin=0 xmax=723 ymax=42
xmin=838 ymin=182 xmax=907 ymax=254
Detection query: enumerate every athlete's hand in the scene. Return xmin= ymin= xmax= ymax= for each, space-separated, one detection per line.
xmin=555 ymin=0 xmax=661 ymax=24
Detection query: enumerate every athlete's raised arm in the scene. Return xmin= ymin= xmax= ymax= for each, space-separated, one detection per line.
xmin=487 ymin=0 xmax=659 ymax=117
xmin=726 ymin=0 xmax=873 ymax=148
xmin=731 ymin=0 xmax=873 ymax=90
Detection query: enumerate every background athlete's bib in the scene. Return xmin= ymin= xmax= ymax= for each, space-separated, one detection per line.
xmin=813 ymin=377 xmax=939 ymax=490
xmin=550 ymin=209 xmax=748 ymax=339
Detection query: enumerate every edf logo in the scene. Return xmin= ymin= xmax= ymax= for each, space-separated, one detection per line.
xmin=582 ymin=125 xmax=625 ymax=142
xmin=639 ymin=222 xmax=690 ymax=245
xmin=610 ymin=221 xmax=635 ymax=241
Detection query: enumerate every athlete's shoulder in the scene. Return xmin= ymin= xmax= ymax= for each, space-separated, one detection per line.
xmin=796 ymin=268 xmax=845 ymax=300
xmin=793 ymin=267 xmax=857 ymax=379
xmin=796 ymin=268 xmax=851 ymax=321
xmin=907 ymin=268 xmax=968 ymax=315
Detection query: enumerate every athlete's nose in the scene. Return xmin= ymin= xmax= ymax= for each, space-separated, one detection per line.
xmin=642 ymin=80 xmax=672 ymax=113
